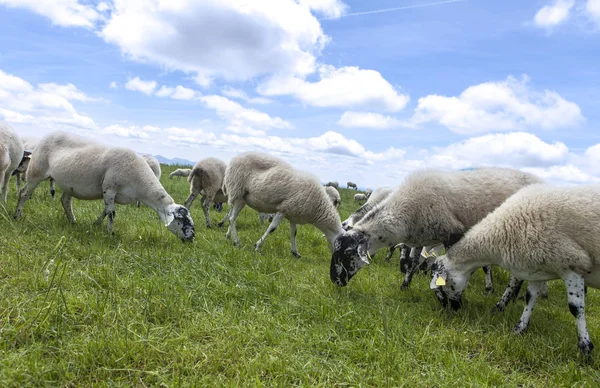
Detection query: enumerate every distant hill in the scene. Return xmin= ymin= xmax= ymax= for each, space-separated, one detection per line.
xmin=152 ymin=155 xmax=195 ymax=166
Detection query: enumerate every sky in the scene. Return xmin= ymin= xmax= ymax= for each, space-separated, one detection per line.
xmin=0 ymin=0 xmax=599 ymax=188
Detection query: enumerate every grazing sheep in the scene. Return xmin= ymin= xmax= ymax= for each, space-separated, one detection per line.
xmin=137 ymin=155 xmax=162 ymax=207
xmin=325 ymin=181 xmax=339 ymax=188
xmin=223 ymin=152 xmax=344 ymax=257
xmin=15 ymin=136 xmax=56 ymax=199
xmin=365 ymin=188 xmax=373 ymax=198
xmin=329 ymin=167 xmax=543 ymax=289
xmin=354 ymin=193 xmax=367 ymax=202
xmin=184 ymin=157 xmax=229 ymax=228
xmin=169 ymin=168 xmax=192 ymax=179
xmin=430 ymin=184 xmax=600 ymax=356
xmin=0 ymin=123 xmax=24 ymax=203
xmin=14 ymin=131 xmax=195 ymax=242
xmin=325 ymin=185 xmax=341 ymax=208
xmin=347 ymin=181 xmax=357 ymax=190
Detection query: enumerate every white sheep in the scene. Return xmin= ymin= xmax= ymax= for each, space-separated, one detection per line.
xmin=14 ymin=131 xmax=195 ymax=241
xmin=223 ymin=152 xmax=344 ymax=257
xmin=169 ymin=168 xmax=192 ymax=179
xmin=347 ymin=181 xmax=357 ymax=190
xmin=343 ymin=187 xmax=393 ymax=230
xmin=137 ymin=155 xmax=162 ymax=207
xmin=0 ymin=122 xmax=24 ymax=204
xmin=325 ymin=185 xmax=341 ymax=208
xmin=354 ymin=193 xmax=367 ymax=202
xmin=325 ymin=181 xmax=339 ymax=188
xmin=184 ymin=157 xmax=229 ymax=228
xmin=329 ymin=167 xmax=543 ymax=290
xmin=430 ymin=184 xmax=600 ymax=355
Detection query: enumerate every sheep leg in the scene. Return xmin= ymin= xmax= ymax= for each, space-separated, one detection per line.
xmin=385 ymin=244 xmax=398 ymax=263
xmin=225 ymin=199 xmax=246 ymax=246
xmin=494 ymin=275 xmax=524 ymax=312
xmin=184 ymin=192 xmax=198 ymax=210
xmin=49 ymin=178 xmax=55 ymax=199
xmin=202 ymin=195 xmax=214 ymax=228
xmin=482 ymin=265 xmax=493 ymax=294
xmin=540 ymin=281 xmax=549 ymax=299
xmin=15 ymin=172 xmax=21 ymax=197
xmin=563 ymin=272 xmax=593 ymax=355
xmin=400 ymin=247 xmax=423 ymax=289
xmin=254 ymin=212 xmax=284 ymax=252
xmin=218 ymin=208 xmax=230 ymax=228
xmin=14 ymin=180 xmax=41 ymax=220
xmin=61 ymin=192 xmax=76 ymax=224
xmin=95 ymin=190 xmax=117 ymax=233
xmin=1 ymin=170 xmax=10 ymax=204
xmin=290 ymin=222 xmax=301 ymax=258
xmin=513 ymin=281 xmax=543 ymax=334
xmin=398 ymin=244 xmax=411 ymax=272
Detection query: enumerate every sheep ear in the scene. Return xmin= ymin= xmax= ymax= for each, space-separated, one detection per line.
xmin=357 ymin=243 xmax=371 ymax=265
xmin=23 ymin=150 xmax=32 ymax=157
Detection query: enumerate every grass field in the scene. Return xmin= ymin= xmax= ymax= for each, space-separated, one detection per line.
xmin=1 ymin=164 xmax=599 ymax=386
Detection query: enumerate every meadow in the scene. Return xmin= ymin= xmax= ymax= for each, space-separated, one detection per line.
xmin=1 ymin=164 xmax=599 ymax=387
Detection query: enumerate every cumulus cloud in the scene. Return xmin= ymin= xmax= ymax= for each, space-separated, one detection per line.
xmin=298 ymin=0 xmax=347 ymax=18
xmin=534 ymin=0 xmax=574 ymax=28
xmin=587 ymin=0 xmax=600 ymax=21
xmin=102 ymin=124 xmax=161 ymax=139
xmin=337 ymin=111 xmax=402 ymax=129
xmin=409 ymin=76 xmax=583 ymax=134
xmin=258 ymin=65 xmax=409 ymax=112
xmin=170 ymin=85 xmax=198 ymax=100
xmin=221 ymin=87 xmax=272 ymax=105
xmin=38 ymin=82 xmax=103 ymax=102
xmin=100 ymin=0 xmax=332 ymax=83
xmin=125 ymin=77 xmax=157 ymax=95
xmin=0 ymin=68 xmax=96 ymax=130
xmin=432 ymin=132 xmax=569 ymax=169
xmin=0 ymin=0 xmax=100 ymax=28
xmin=109 ymin=81 xmax=118 ymax=89
xmin=199 ymin=95 xmax=291 ymax=136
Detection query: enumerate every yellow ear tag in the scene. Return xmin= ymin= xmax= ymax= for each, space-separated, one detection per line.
xmin=435 ymin=276 xmax=446 ymax=286
xmin=366 ymin=251 xmax=372 ymax=261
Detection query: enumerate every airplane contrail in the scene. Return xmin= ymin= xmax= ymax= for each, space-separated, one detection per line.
xmin=320 ymin=0 xmax=468 ymax=20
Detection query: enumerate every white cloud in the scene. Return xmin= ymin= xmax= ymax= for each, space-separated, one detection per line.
xmin=534 ymin=0 xmax=574 ymax=28
xmin=258 ymin=65 xmax=409 ymax=112
xmin=171 ymin=85 xmax=198 ymax=100
xmin=0 ymin=0 xmax=100 ymax=28
xmin=155 ymin=86 xmax=174 ymax=97
xmin=38 ymin=82 xmax=102 ymax=102
xmin=100 ymin=0 xmax=331 ymax=82
xmin=410 ymin=76 xmax=583 ymax=134
xmin=587 ymin=0 xmax=600 ymax=21
xmin=221 ymin=87 xmax=272 ymax=105
xmin=102 ymin=124 xmax=161 ymax=139
xmin=298 ymin=0 xmax=347 ymax=18
xmin=337 ymin=111 xmax=402 ymax=129
xmin=522 ymin=165 xmax=598 ymax=184
xmin=432 ymin=132 xmax=569 ymax=169
xmin=0 ymin=68 xmax=97 ymax=130
xmin=199 ymin=95 xmax=291 ymax=135
xmin=109 ymin=81 xmax=118 ymax=89
xmin=165 ymin=126 xmax=219 ymax=146
xmin=125 ymin=77 xmax=157 ymax=95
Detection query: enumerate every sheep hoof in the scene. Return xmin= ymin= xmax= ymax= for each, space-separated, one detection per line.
xmin=579 ymin=340 xmax=594 ymax=356
xmin=206 ymin=223 xmax=212 ymax=229
xmin=217 ymin=222 xmax=225 ymax=228
xmin=485 ymin=287 xmax=493 ymax=295
xmin=492 ymin=304 xmax=504 ymax=313
xmin=400 ymin=281 xmax=410 ymax=290
xmin=513 ymin=322 xmax=528 ymax=334
xmin=291 ymin=251 xmax=301 ymax=258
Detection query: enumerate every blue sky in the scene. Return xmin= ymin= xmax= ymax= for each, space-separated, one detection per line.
xmin=1 ymin=0 xmax=599 ymax=187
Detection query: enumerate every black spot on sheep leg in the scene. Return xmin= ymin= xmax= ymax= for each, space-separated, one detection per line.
xmin=482 ymin=265 xmax=493 ymax=294
xmin=254 ymin=212 xmax=284 ymax=252
xmin=384 ymin=244 xmax=397 ymax=263
xmin=398 ymin=244 xmax=410 ymax=273
xmin=494 ymin=276 xmax=523 ymax=312
xmin=400 ymin=247 xmax=423 ymax=289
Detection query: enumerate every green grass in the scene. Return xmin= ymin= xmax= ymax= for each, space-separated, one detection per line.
xmin=1 ymin=165 xmax=599 ymax=386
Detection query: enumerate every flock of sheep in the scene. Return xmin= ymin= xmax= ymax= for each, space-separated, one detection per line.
xmin=1 ymin=122 xmax=600 ymax=356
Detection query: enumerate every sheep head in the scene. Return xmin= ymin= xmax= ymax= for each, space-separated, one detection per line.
xmin=165 ymin=204 xmax=195 ymax=242
xmin=330 ymin=230 xmax=371 ymax=286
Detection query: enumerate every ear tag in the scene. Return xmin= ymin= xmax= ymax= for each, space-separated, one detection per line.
xmin=366 ymin=251 xmax=372 ymax=261
xmin=422 ymin=250 xmax=430 ymax=258
xmin=435 ymin=276 xmax=446 ymax=286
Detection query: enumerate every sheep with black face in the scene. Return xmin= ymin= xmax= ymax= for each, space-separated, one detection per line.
xmin=14 ymin=131 xmax=194 ymax=242
xmin=430 ymin=184 xmax=600 ymax=356
xmin=330 ymin=167 xmax=542 ymax=288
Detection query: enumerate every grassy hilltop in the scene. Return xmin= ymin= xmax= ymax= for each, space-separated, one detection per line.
xmin=0 ymin=164 xmax=599 ymax=386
